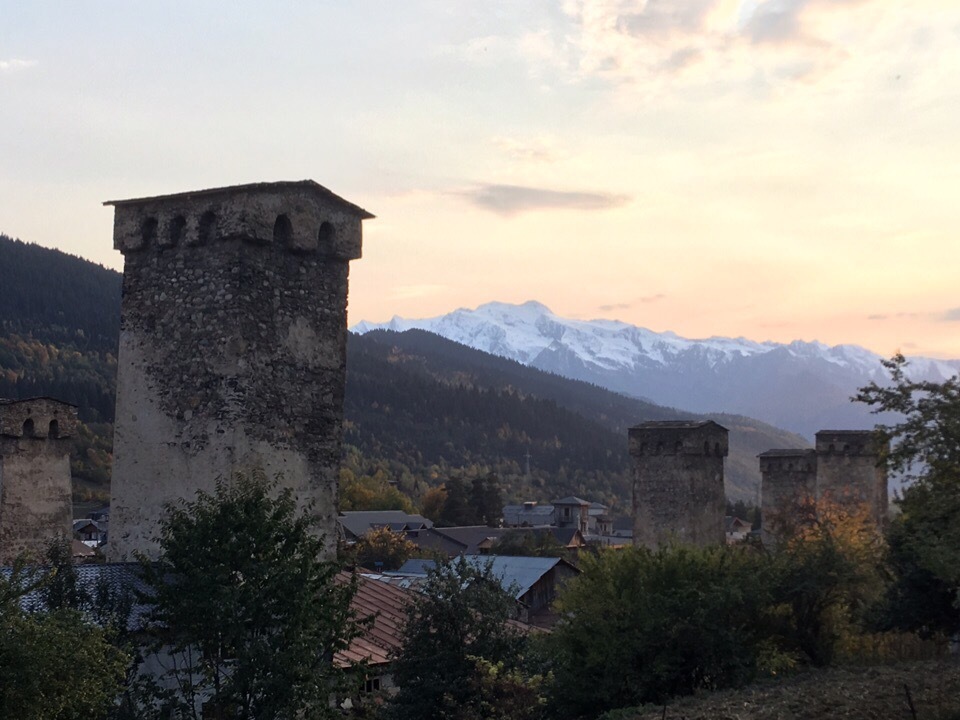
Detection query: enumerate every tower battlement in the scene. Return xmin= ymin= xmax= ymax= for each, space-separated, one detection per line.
xmin=628 ymin=420 xmax=729 ymax=458
xmin=0 ymin=397 xmax=78 ymax=439
xmin=105 ymin=180 xmax=373 ymax=258
xmin=758 ymin=449 xmax=817 ymax=475
xmin=814 ymin=430 xmax=882 ymax=457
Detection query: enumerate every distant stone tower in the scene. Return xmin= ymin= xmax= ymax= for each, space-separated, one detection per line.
xmin=759 ymin=449 xmax=817 ymax=544
xmin=0 ymin=398 xmax=78 ymax=562
xmin=105 ymin=181 xmax=373 ymax=560
xmin=628 ymin=420 xmax=728 ymax=547
xmin=814 ymin=430 xmax=888 ymax=525
xmin=759 ymin=430 xmax=888 ymax=542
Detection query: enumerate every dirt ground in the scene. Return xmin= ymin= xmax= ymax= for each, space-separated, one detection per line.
xmin=615 ymin=660 xmax=960 ymax=720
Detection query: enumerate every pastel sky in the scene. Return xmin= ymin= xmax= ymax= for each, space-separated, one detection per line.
xmin=2 ymin=1 xmax=959 ymax=358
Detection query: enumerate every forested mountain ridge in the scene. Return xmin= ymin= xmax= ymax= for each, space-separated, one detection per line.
xmin=348 ymin=330 xmax=808 ymax=502
xmin=0 ymin=234 xmax=121 ymax=352
xmin=0 ymin=234 xmax=806 ymax=508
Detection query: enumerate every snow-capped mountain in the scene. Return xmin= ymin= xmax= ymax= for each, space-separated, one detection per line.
xmin=352 ymin=301 xmax=960 ymax=439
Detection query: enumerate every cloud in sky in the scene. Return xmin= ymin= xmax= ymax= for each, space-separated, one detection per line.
xmin=556 ymin=0 xmax=882 ymax=90
xmin=493 ymin=136 xmax=561 ymax=164
xmin=0 ymin=59 xmax=37 ymax=74
xmin=460 ymin=184 xmax=630 ymax=216
xmin=598 ymin=294 xmax=666 ymax=312
xmin=939 ymin=307 xmax=960 ymax=322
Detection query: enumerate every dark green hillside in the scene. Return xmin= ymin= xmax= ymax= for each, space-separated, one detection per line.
xmin=345 ymin=332 xmax=632 ymax=507
xmin=355 ymin=329 xmax=810 ymax=500
xmin=0 ymin=234 xmax=121 ymax=352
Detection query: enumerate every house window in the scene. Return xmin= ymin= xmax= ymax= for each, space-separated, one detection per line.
xmin=364 ymin=676 xmax=382 ymax=694
xmin=48 ymin=419 xmax=59 ymax=438
xmin=22 ymin=418 xmax=35 ymax=437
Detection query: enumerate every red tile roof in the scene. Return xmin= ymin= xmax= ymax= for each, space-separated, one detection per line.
xmin=335 ymin=572 xmax=412 ymax=667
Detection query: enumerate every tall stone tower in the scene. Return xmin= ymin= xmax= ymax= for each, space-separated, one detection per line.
xmin=759 ymin=448 xmax=817 ymax=544
xmin=0 ymin=398 xmax=78 ymax=562
xmin=628 ymin=420 xmax=728 ymax=547
xmin=105 ymin=181 xmax=373 ymax=560
xmin=814 ymin=430 xmax=888 ymax=525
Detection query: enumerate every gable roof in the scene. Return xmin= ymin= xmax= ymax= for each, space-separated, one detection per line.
xmin=338 ymin=511 xmax=433 ymax=539
xmin=334 ymin=572 xmax=412 ymax=667
xmin=551 ymin=496 xmax=591 ymax=506
xmin=395 ymin=555 xmax=576 ymax=600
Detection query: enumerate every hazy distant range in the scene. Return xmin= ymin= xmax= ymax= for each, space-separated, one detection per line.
xmin=354 ymin=301 xmax=960 ymax=441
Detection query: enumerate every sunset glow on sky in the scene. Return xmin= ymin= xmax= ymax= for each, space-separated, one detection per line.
xmin=2 ymin=1 xmax=959 ymax=358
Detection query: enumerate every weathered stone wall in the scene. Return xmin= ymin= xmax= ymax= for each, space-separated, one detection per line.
xmin=629 ymin=421 xmax=728 ymax=548
xmin=759 ymin=449 xmax=817 ymax=544
xmin=0 ymin=398 xmax=77 ymax=562
xmin=106 ymin=182 xmax=370 ymax=560
xmin=814 ymin=430 xmax=888 ymax=526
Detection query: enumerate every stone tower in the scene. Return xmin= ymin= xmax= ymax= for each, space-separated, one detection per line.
xmin=105 ymin=181 xmax=373 ymax=560
xmin=0 ymin=398 xmax=78 ymax=562
xmin=758 ymin=448 xmax=817 ymax=544
xmin=628 ymin=420 xmax=728 ymax=548
xmin=814 ymin=430 xmax=888 ymax=525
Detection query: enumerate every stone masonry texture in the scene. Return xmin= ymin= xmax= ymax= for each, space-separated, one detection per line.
xmin=0 ymin=398 xmax=78 ymax=562
xmin=629 ymin=420 xmax=728 ymax=548
xmin=105 ymin=181 xmax=372 ymax=560
xmin=760 ymin=430 xmax=889 ymax=540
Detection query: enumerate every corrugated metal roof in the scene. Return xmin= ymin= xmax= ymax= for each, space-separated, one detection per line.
xmin=395 ymin=555 xmax=565 ymax=599
xmin=1 ymin=563 xmax=152 ymax=632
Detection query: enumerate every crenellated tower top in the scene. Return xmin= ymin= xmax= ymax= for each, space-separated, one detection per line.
xmin=105 ymin=180 xmax=374 ymax=259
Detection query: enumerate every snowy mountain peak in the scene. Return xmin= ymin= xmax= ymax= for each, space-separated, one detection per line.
xmin=352 ymin=301 xmax=960 ymax=438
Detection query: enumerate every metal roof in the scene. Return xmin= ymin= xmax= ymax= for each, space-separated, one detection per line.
xmin=551 ymin=496 xmax=591 ymax=506
xmin=396 ymin=555 xmax=568 ymax=600
xmin=338 ymin=511 xmax=433 ymax=539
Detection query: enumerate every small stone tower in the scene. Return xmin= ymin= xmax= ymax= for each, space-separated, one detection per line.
xmin=628 ymin=420 xmax=728 ymax=547
xmin=0 ymin=398 xmax=78 ymax=562
xmin=814 ymin=430 xmax=888 ymax=525
xmin=105 ymin=181 xmax=373 ymax=560
xmin=759 ymin=448 xmax=817 ymax=543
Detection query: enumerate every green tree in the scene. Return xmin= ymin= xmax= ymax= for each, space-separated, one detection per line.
xmin=490 ymin=529 xmax=568 ymax=559
xmin=386 ymin=556 xmax=532 ymax=720
xmin=545 ymin=545 xmax=777 ymax=718
xmin=139 ymin=469 xmax=359 ymax=720
xmin=770 ymin=496 xmax=885 ymax=665
xmin=855 ymin=353 xmax=960 ymax=636
xmin=438 ymin=476 xmax=473 ymax=526
xmin=339 ymin=468 xmax=416 ymax=513
xmin=0 ymin=559 xmax=128 ymax=720
xmin=348 ymin=526 xmax=420 ymax=571
xmin=471 ymin=474 xmax=503 ymax=527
